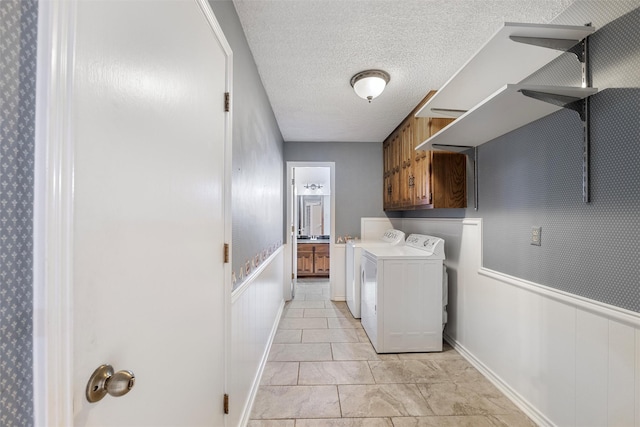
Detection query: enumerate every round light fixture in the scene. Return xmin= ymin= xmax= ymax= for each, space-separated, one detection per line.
xmin=350 ymin=69 xmax=390 ymax=103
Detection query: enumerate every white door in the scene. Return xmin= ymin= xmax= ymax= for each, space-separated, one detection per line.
xmin=38 ymin=0 xmax=231 ymax=425
xmin=291 ymin=168 xmax=298 ymax=289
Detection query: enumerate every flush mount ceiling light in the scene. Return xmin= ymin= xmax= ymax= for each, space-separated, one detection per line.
xmin=350 ymin=69 xmax=390 ymax=103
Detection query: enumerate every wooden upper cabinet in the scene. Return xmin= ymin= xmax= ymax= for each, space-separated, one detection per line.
xmin=382 ymin=91 xmax=466 ymax=211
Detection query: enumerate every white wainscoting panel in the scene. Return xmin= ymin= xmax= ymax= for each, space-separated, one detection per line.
xmin=477 ymin=267 xmax=640 ymax=427
xmin=609 ymin=320 xmax=636 ymax=427
xmin=360 ymin=217 xmax=400 ymax=240
xmin=475 ymin=270 xmax=545 ymax=408
xmin=229 ymin=247 xmax=284 ymax=427
xmin=538 ymin=297 xmax=577 ymax=427
xmin=359 ymin=217 xmax=640 ymax=427
xmin=331 ymin=243 xmax=346 ymax=301
xmin=636 ymin=328 xmax=640 ymax=427
xmin=283 ymin=243 xmax=293 ymax=301
xmin=575 ymin=310 xmax=609 ymax=427
xmin=453 ymin=219 xmax=482 ymax=346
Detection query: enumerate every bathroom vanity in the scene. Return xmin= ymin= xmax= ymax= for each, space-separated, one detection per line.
xmin=297 ymin=239 xmax=330 ymax=277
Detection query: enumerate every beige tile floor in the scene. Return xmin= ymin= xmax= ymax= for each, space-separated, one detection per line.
xmin=248 ymin=279 xmax=537 ymax=427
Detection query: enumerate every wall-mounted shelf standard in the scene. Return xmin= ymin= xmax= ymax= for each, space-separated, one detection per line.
xmin=416 ymin=84 xmax=597 ymax=151
xmin=414 ymin=21 xmax=597 ymax=203
xmin=415 ymin=22 xmax=596 ymax=119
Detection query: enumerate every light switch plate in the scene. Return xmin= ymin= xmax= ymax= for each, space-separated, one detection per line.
xmin=531 ymin=226 xmax=542 ymax=246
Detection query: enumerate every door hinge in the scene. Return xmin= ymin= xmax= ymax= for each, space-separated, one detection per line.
xmin=223 ymin=393 xmax=229 ymax=414
xmin=291 ymin=178 xmax=295 ymax=186
xmin=429 ymin=192 xmax=433 ymax=204
xmin=291 ymin=273 xmax=295 ymax=280
xmin=224 ymin=243 xmax=229 ymax=263
xmin=224 ymin=92 xmax=230 ymax=112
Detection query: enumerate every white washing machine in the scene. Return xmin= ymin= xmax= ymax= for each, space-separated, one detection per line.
xmin=345 ymin=229 xmax=405 ymax=318
xmin=361 ymin=234 xmax=447 ymax=353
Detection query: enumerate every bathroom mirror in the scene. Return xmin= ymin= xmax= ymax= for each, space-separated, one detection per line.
xmin=298 ymin=195 xmax=330 ymax=237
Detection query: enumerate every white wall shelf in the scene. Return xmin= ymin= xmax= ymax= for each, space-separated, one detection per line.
xmin=414 ymin=21 xmax=598 ymax=202
xmin=415 ymin=22 xmax=596 ymax=120
xmin=416 ymin=84 xmax=597 ymax=151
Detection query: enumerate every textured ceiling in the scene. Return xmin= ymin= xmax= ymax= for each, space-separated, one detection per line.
xmin=232 ymin=0 xmax=629 ymax=143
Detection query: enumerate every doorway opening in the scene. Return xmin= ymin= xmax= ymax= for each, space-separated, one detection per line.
xmin=285 ymin=162 xmax=335 ymax=301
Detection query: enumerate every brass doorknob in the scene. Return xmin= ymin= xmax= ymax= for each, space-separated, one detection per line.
xmin=86 ymin=364 xmax=136 ymax=403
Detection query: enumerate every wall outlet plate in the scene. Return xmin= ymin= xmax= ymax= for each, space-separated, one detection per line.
xmin=531 ymin=226 xmax=542 ymax=246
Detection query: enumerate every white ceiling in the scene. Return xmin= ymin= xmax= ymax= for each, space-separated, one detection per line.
xmin=232 ymin=0 xmax=578 ymax=143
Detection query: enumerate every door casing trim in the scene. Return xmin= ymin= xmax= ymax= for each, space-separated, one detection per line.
xmin=285 ymin=162 xmax=336 ymax=300
xmin=34 ymin=0 xmax=78 ymax=424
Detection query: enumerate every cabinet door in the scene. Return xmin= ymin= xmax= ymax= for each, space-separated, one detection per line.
xmin=414 ymin=117 xmax=460 ymax=208
xmin=297 ymin=246 xmax=314 ymax=276
xmin=390 ymin=132 xmax=401 ymax=208
xmin=315 ymin=254 xmax=330 ymax=275
xmin=383 ymin=140 xmax=392 ymax=210
xmin=300 ymin=253 xmax=313 ymax=275
xmin=414 ymin=151 xmax=431 ymax=206
xmin=400 ymin=120 xmax=413 ymax=207
xmin=431 ymin=152 xmax=467 ymax=208
xmin=413 ymin=117 xmax=431 ymax=206
xmin=314 ymin=245 xmax=330 ymax=276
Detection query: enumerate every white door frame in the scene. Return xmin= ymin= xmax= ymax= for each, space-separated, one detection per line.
xmin=32 ymin=1 xmax=233 ymax=425
xmin=33 ymin=1 xmax=77 ymax=424
xmin=285 ymin=162 xmax=335 ymax=300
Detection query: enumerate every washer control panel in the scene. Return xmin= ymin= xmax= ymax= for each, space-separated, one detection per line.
xmin=405 ymin=234 xmax=445 ymax=258
xmin=381 ymin=229 xmax=406 ymax=245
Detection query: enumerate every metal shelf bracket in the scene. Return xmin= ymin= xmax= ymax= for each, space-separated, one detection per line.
xmin=519 ymin=89 xmax=585 ymax=118
xmin=518 ymin=31 xmax=593 ymax=203
xmin=509 ymin=36 xmax=580 ymax=52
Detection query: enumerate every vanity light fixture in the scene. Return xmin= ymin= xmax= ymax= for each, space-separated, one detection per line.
xmin=304 ymin=183 xmax=323 ymax=191
xmin=350 ymin=69 xmax=390 ymax=103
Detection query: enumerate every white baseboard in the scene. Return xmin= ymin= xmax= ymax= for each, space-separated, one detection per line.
xmin=444 ymin=333 xmax=554 ymax=427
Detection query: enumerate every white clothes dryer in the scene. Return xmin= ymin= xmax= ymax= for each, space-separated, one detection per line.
xmin=345 ymin=229 xmax=405 ymax=318
xmin=361 ymin=234 xmax=447 ymax=353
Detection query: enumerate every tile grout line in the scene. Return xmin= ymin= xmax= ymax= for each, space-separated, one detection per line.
xmin=336 ymin=383 xmax=344 ymax=419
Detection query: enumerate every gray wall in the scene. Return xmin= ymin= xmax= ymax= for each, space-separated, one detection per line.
xmin=215 ymin=2 xmax=640 ymax=312
xmin=410 ymin=7 xmax=640 ymax=313
xmin=209 ymin=1 xmax=285 ymax=290
xmin=0 ymin=1 xmax=37 ymax=425
xmin=477 ymin=7 xmax=640 ymax=312
xmin=284 ymin=141 xmax=390 ymax=239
